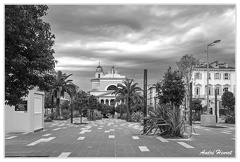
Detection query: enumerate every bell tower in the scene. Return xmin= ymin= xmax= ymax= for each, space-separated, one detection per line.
xmin=95 ymin=62 xmax=104 ymax=78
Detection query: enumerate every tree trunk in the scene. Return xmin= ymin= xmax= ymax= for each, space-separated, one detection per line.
xmin=71 ymin=96 xmax=73 ymax=123
xmin=56 ymin=98 xmax=60 ymax=118
xmin=127 ymin=96 xmax=130 ymax=122
xmin=51 ymin=94 xmax=54 ymax=114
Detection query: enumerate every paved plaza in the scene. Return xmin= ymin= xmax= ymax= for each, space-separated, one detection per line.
xmin=5 ymin=118 xmax=235 ymax=157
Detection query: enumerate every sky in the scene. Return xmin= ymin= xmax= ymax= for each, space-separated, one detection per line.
xmin=42 ymin=5 xmax=236 ymax=92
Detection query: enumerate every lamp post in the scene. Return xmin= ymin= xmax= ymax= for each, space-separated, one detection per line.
xmin=206 ymin=40 xmax=221 ymax=114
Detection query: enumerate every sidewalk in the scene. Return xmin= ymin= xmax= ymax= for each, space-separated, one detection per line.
xmin=5 ymin=118 xmax=235 ymax=157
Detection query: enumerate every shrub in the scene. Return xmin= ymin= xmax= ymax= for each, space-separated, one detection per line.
xmin=62 ymin=109 xmax=70 ymax=119
xmin=121 ymin=113 xmax=127 ymax=120
xmin=223 ymin=110 xmax=235 ymax=124
xmin=49 ymin=112 xmax=57 ymax=120
xmin=73 ymin=110 xmax=80 ymax=118
xmin=131 ymin=111 xmax=143 ymax=122
xmin=142 ymin=104 xmax=185 ymax=138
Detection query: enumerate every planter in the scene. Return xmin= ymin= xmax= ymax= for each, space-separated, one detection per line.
xmin=44 ymin=119 xmax=52 ymax=122
xmin=201 ymin=115 xmax=216 ymax=126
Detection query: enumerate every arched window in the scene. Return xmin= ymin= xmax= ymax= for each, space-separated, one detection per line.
xmin=101 ymin=99 xmax=104 ymax=104
xmin=107 ymin=85 xmax=117 ymax=90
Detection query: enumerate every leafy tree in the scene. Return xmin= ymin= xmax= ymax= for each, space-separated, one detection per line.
xmin=5 ymin=5 xmax=56 ymax=106
xmin=101 ymin=104 xmax=112 ymax=117
xmin=221 ymin=91 xmax=235 ymax=111
xmin=61 ymin=100 xmax=70 ymax=110
xmin=73 ymin=90 xmax=88 ymax=122
xmin=156 ymin=67 xmax=185 ymax=136
xmin=192 ymin=99 xmax=202 ymax=111
xmin=44 ymin=91 xmax=56 ymax=108
xmin=87 ymin=95 xmax=100 ymax=110
xmin=192 ymin=99 xmax=203 ymax=121
xmin=113 ymin=78 xmax=142 ymax=122
xmin=157 ymin=67 xmax=185 ymax=108
xmin=115 ymin=104 xmax=127 ymax=118
xmin=221 ymin=91 xmax=235 ymax=124
xmin=176 ymin=54 xmax=200 ymax=109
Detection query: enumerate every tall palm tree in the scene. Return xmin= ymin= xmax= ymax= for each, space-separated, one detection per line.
xmin=51 ymin=71 xmax=76 ymax=118
xmin=113 ymin=78 xmax=142 ymax=122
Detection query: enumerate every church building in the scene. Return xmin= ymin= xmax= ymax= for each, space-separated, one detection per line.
xmin=89 ymin=63 xmax=126 ymax=106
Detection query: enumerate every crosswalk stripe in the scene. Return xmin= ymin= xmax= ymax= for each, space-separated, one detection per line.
xmin=177 ymin=142 xmax=194 ymax=148
xmin=58 ymin=152 xmax=71 ymax=157
xmin=203 ymin=129 xmax=211 ymax=131
xmin=157 ymin=136 xmax=169 ymax=142
xmin=109 ymin=135 xmax=115 ymax=138
xmin=5 ymin=136 xmax=17 ymax=140
xmin=221 ymin=132 xmax=232 ymax=134
xmin=77 ymin=137 xmax=85 ymax=140
xmin=42 ymin=134 xmax=51 ymax=137
xmin=132 ymin=136 xmax=139 ymax=139
xmin=138 ymin=146 xmax=149 ymax=152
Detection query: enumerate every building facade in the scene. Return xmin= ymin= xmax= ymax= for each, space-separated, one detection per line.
xmin=192 ymin=61 xmax=235 ymax=117
xmin=89 ymin=64 xmax=126 ymax=106
xmin=147 ymin=83 xmax=159 ymax=110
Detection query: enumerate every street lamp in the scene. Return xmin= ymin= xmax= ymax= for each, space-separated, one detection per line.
xmin=206 ymin=40 xmax=221 ymax=114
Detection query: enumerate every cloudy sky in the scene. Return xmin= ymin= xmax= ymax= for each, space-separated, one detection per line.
xmin=42 ymin=5 xmax=235 ymax=91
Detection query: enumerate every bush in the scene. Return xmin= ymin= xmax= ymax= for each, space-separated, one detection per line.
xmin=142 ymin=104 xmax=185 ymax=138
xmin=62 ymin=109 xmax=70 ymax=119
xmin=223 ymin=110 xmax=235 ymax=124
xmin=49 ymin=112 xmax=57 ymax=120
xmin=121 ymin=113 xmax=127 ymax=120
xmin=73 ymin=110 xmax=80 ymax=117
xmin=131 ymin=111 xmax=143 ymax=122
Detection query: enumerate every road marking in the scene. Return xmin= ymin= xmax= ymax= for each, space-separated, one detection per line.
xmin=221 ymin=132 xmax=232 ymax=134
xmin=105 ymin=131 xmax=110 ymax=133
xmin=5 ymin=136 xmax=17 ymax=139
xmin=110 ymin=129 xmax=114 ymax=131
xmin=98 ymin=128 xmax=102 ymax=129
xmin=109 ymin=135 xmax=115 ymax=138
xmin=222 ymin=130 xmax=232 ymax=133
xmin=157 ymin=136 xmax=169 ymax=142
xmin=42 ymin=129 xmax=47 ymax=132
xmin=177 ymin=142 xmax=194 ymax=148
xmin=22 ymin=132 xmax=29 ymax=134
xmin=138 ymin=146 xmax=149 ymax=152
xmin=26 ymin=137 xmax=56 ymax=146
xmin=79 ymin=131 xmax=85 ymax=134
xmin=43 ymin=133 xmax=51 ymax=137
xmin=58 ymin=152 xmax=71 ymax=157
xmin=203 ymin=129 xmax=211 ymax=131
xmin=191 ymin=132 xmax=200 ymax=135
xmin=53 ymin=128 xmax=61 ymax=131
xmin=77 ymin=137 xmax=85 ymax=140
xmin=83 ymin=130 xmax=91 ymax=132
xmin=132 ymin=136 xmax=139 ymax=139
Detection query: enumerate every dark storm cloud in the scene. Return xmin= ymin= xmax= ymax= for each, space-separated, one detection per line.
xmin=43 ymin=5 xmax=235 ymax=91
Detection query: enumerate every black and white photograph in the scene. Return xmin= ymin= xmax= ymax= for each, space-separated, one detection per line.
xmin=3 ymin=0 xmax=237 ymax=159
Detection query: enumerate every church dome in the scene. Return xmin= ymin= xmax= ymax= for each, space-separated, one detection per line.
xmin=96 ymin=63 xmax=103 ymax=72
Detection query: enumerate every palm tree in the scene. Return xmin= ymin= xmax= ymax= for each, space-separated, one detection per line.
xmin=51 ymin=71 xmax=76 ymax=118
xmin=113 ymin=78 xmax=142 ymax=122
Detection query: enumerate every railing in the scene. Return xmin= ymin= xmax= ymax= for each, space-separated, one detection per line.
xmin=193 ymin=95 xmax=205 ymax=99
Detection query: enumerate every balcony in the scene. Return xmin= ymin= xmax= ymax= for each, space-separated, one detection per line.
xmin=193 ymin=95 xmax=205 ymax=99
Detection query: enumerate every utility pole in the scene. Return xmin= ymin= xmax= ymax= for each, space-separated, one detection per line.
xmin=189 ymin=82 xmax=193 ymax=126
xmin=215 ymin=89 xmax=218 ymax=123
xmin=143 ymin=69 xmax=147 ymax=133
xmin=143 ymin=69 xmax=147 ymax=117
